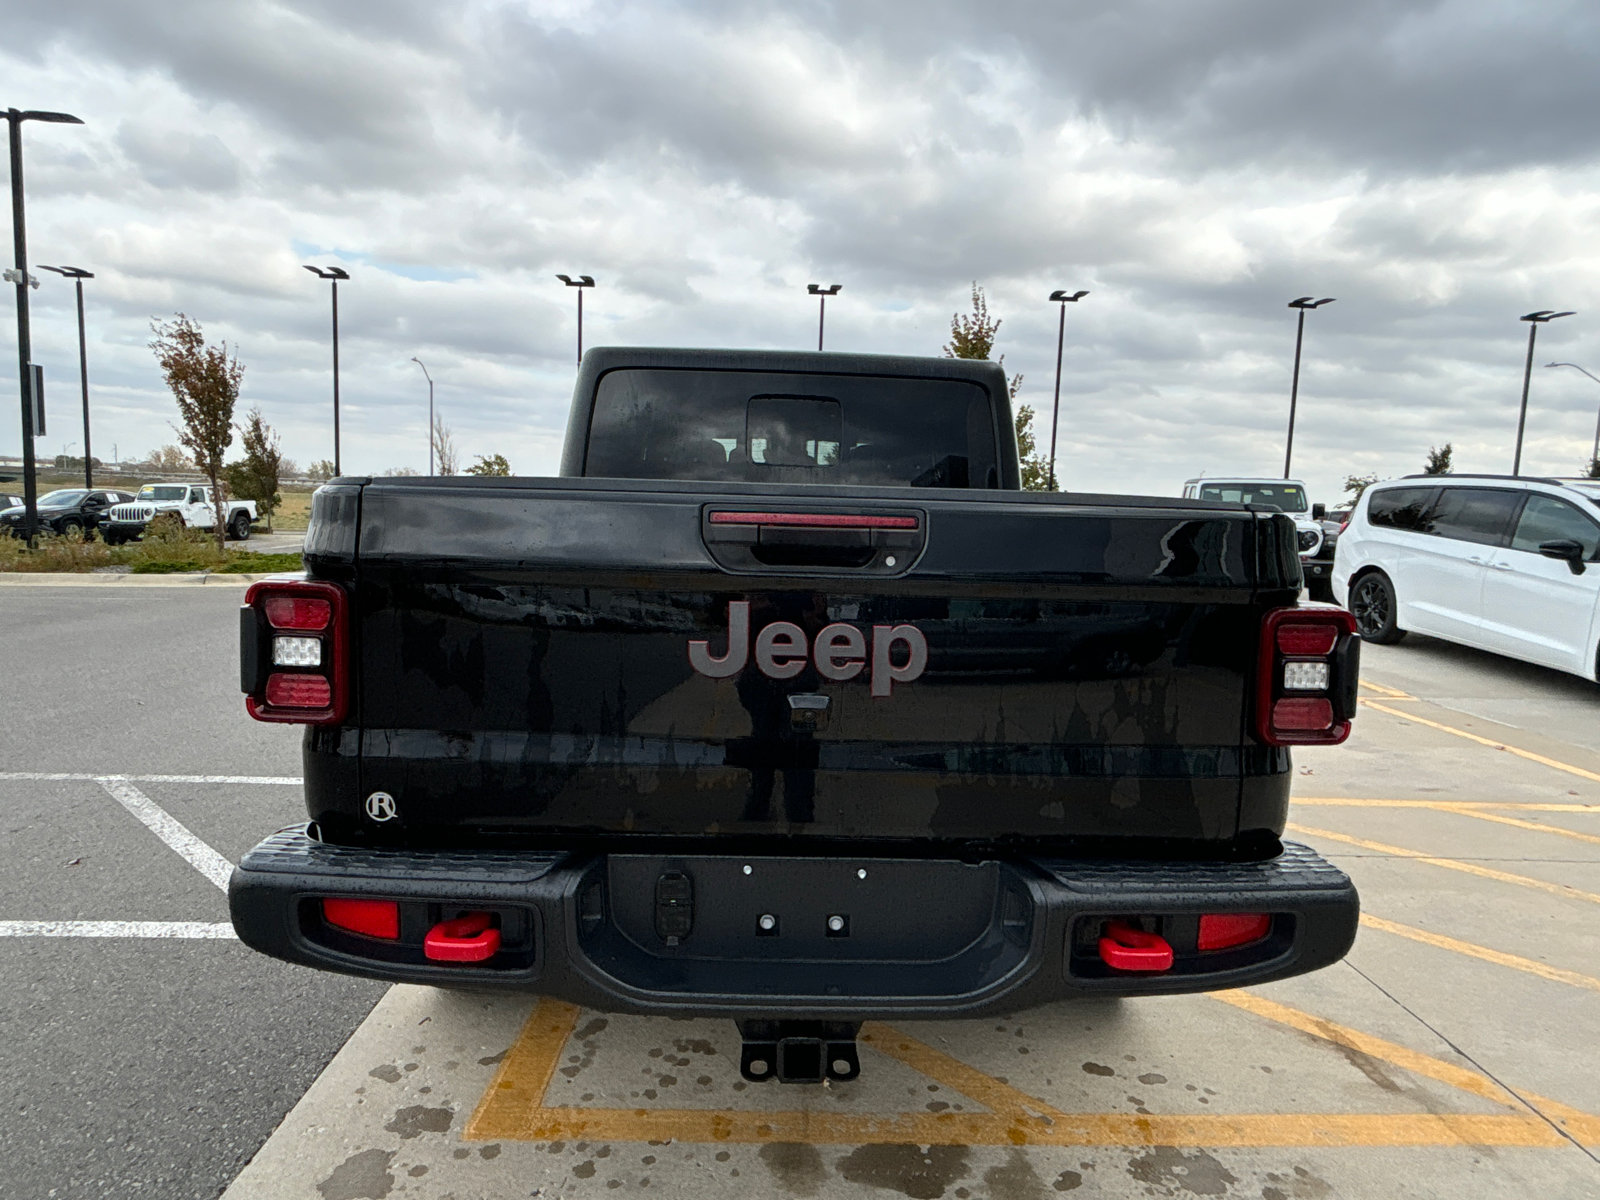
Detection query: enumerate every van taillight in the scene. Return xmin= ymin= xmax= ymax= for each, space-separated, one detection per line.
xmin=242 ymin=579 xmax=348 ymax=724
xmin=1255 ymin=606 xmax=1359 ymax=746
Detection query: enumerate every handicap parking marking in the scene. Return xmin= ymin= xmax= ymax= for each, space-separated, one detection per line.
xmin=460 ymin=991 xmax=1599 ymax=1151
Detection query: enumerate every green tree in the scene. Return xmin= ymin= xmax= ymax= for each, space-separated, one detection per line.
xmin=466 ymin=453 xmax=511 ymax=477
xmin=942 ymin=283 xmax=1048 ymax=489
xmin=224 ymin=408 xmax=284 ymax=531
xmin=1584 ymin=455 xmax=1600 ymax=480
xmin=1344 ymin=473 xmax=1379 ymax=503
xmin=150 ymin=314 xmax=243 ymax=551
xmin=307 ymin=459 xmax=337 ymax=481
xmin=1423 ymin=443 xmax=1453 ymax=475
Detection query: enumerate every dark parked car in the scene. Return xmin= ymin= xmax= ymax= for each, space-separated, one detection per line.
xmin=0 ymin=488 xmax=137 ymax=538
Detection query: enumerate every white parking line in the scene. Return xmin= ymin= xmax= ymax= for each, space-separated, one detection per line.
xmin=97 ymin=778 xmax=235 ymax=892
xmin=0 ymin=921 xmax=237 ymax=939
xmin=0 ymin=772 xmax=300 ymax=785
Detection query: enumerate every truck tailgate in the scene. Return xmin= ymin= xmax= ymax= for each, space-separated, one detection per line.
xmin=312 ymin=479 xmax=1295 ymax=847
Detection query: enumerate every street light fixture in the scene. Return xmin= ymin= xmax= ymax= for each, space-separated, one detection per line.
xmin=1046 ymin=289 xmax=1089 ymax=491
xmin=808 ymin=284 xmax=841 ymax=351
xmin=1545 ymin=361 xmax=1600 ymax=472
xmin=1511 ymin=311 xmax=1575 ymax=476
xmin=1284 ymin=296 xmax=1335 ymax=479
xmin=7 ymin=107 xmax=84 ymax=544
xmin=39 ymin=264 xmax=95 ymax=488
xmin=556 ymin=275 xmax=595 ymax=366
xmin=410 ymin=357 xmax=434 ymax=476
xmin=304 ymin=264 xmax=350 ymax=475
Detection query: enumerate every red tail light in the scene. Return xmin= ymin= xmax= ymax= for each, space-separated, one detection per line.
xmin=1256 ymin=606 xmax=1358 ymax=746
xmin=243 ymin=579 xmax=349 ymax=724
xmin=1198 ymin=912 xmax=1272 ymax=951
xmin=323 ymin=898 xmax=399 ymax=939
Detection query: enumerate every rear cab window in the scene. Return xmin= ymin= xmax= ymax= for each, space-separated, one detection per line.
xmin=583 ymin=368 xmax=1000 ymax=488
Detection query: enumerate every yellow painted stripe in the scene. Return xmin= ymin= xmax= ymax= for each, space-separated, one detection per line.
xmin=1210 ymin=990 xmax=1513 ymax=1106
xmin=859 ymin=1023 xmax=1064 ymax=1123
xmin=1296 ymin=799 xmax=1600 ymax=813
xmin=464 ymin=997 xmax=581 ymax=1141
xmin=466 ymin=1105 xmax=1565 ymax=1148
xmin=1360 ymin=914 xmax=1600 ymax=995
xmin=1360 ymin=699 xmax=1600 ymax=783
xmin=1287 ymin=823 xmax=1600 ymax=906
xmin=1214 ymin=990 xmax=1600 ymax=1145
xmin=1444 ymin=807 xmax=1600 ymax=847
xmin=1359 ymin=679 xmax=1416 ymax=699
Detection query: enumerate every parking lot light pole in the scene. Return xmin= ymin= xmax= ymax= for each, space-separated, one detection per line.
xmin=39 ymin=265 xmax=95 ymax=488
xmin=1514 ymin=310 xmax=1575 ymax=476
xmin=1545 ymin=361 xmax=1600 ymax=471
xmin=410 ymin=357 xmax=434 ymax=476
xmin=1046 ymin=289 xmax=1089 ymax=491
xmin=7 ymin=108 xmax=83 ymax=544
xmin=303 ymin=265 xmax=350 ymax=475
xmin=1284 ymin=296 xmax=1335 ymax=479
xmin=808 ymin=284 xmax=841 ymax=350
xmin=556 ymin=275 xmax=595 ymax=366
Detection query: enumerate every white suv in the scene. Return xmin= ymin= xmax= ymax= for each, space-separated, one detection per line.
xmin=1333 ymin=475 xmax=1600 ymax=679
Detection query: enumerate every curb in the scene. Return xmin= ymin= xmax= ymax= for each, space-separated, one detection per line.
xmin=0 ymin=572 xmax=277 ymax=587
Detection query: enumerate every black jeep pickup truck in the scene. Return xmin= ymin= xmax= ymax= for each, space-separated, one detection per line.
xmin=231 ymin=347 xmax=1360 ymax=1083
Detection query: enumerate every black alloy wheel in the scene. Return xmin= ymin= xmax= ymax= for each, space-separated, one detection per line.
xmin=1350 ymin=571 xmax=1405 ymax=644
xmin=229 ymin=512 xmax=251 ymax=541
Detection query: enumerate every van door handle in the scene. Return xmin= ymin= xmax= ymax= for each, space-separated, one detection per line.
xmin=1468 ymin=556 xmax=1484 ymax=564
xmin=1489 ymin=561 xmax=1514 ymax=571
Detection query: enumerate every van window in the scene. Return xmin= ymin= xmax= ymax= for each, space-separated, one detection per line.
xmin=1512 ymin=494 xmax=1600 ymax=560
xmin=1366 ymin=487 xmax=1435 ymax=531
xmin=1422 ymin=488 xmax=1520 ymax=546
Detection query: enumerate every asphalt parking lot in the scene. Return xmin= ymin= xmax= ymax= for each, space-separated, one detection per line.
xmin=4 ymin=585 xmax=1599 ymax=1198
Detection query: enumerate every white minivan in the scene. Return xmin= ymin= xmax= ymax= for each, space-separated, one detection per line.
xmin=1333 ymin=475 xmax=1600 ymax=679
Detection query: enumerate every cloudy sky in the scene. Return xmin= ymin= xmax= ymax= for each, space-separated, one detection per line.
xmin=4 ymin=0 xmax=1600 ymax=502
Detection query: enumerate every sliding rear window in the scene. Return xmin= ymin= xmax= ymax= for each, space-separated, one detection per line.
xmin=584 ymin=369 xmax=1000 ymax=488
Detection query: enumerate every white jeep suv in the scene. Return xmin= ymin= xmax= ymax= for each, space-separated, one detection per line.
xmin=1333 ymin=475 xmax=1600 ymax=679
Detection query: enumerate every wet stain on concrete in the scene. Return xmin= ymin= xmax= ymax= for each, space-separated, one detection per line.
xmin=382 ymin=1105 xmax=454 ymax=1139
xmin=984 ymin=1148 xmax=1048 ymax=1200
xmin=317 ymin=1148 xmax=396 ymax=1200
xmin=478 ymin=1050 xmax=507 ymax=1066
xmin=1138 ymin=1074 xmax=1168 ymax=1085
xmin=407 ymin=1165 xmax=428 ymax=1178
xmin=480 ymin=1144 xmax=502 ymax=1160
xmin=1081 ymin=1062 xmax=1116 ymax=1077
xmin=1260 ymin=1165 xmax=1333 ymax=1199
xmin=674 ymin=1037 xmax=718 ymax=1056
xmin=573 ymin=1160 xmax=597 ymax=1178
xmin=367 ymin=1064 xmax=403 ymax=1084
xmin=1053 ymin=1169 xmax=1083 ymax=1191
xmin=759 ymin=1141 xmax=828 ymax=1195
xmin=1126 ymin=1147 xmax=1238 ymax=1196
xmin=575 ymin=1017 xmax=610 ymax=1041
xmin=836 ymin=1144 xmax=970 ymax=1199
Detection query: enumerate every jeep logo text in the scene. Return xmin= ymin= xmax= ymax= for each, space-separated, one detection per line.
xmin=689 ymin=600 xmax=928 ymax=697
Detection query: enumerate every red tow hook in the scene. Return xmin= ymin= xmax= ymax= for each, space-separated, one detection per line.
xmin=1098 ymin=920 xmax=1174 ymax=972
xmin=424 ymin=912 xmax=501 ymax=963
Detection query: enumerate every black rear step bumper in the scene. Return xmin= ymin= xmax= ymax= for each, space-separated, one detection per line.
xmin=229 ymin=826 xmax=1358 ymax=1020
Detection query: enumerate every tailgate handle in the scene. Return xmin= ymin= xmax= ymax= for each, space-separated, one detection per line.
xmin=703 ymin=510 xmax=923 ymax=573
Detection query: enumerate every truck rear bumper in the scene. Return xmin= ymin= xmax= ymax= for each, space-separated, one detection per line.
xmin=229 ymin=826 xmax=1358 ymax=1020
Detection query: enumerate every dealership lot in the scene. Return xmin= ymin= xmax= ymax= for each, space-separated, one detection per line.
xmin=3 ymin=586 xmax=1599 ymax=1197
